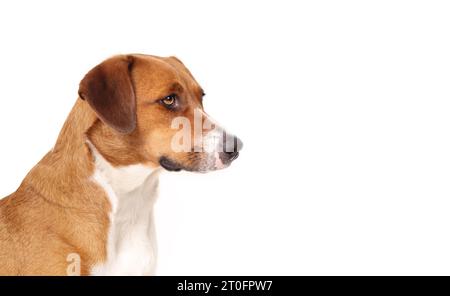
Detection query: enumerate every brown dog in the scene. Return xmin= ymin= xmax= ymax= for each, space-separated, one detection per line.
xmin=0 ymin=54 xmax=242 ymax=275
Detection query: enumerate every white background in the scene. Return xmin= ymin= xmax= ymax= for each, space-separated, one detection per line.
xmin=0 ymin=0 xmax=449 ymax=275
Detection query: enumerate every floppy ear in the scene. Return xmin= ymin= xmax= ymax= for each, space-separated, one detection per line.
xmin=78 ymin=55 xmax=136 ymax=134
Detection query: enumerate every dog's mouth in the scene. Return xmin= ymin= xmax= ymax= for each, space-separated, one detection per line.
xmin=159 ymin=155 xmax=209 ymax=173
xmin=159 ymin=152 xmax=239 ymax=173
xmin=159 ymin=156 xmax=183 ymax=172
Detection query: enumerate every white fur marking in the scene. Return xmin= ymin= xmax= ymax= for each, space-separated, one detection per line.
xmin=88 ymin=142 xmax=161 ymax=276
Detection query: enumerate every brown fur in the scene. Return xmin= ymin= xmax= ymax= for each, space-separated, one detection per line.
xmin=0 ymin=54 xmax=212 ymax=275
xmin=0 ymin=100 xmax=108 ymax=275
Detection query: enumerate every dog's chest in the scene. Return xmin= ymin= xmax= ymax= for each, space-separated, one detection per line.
xmin=91 ymin=186 xmax=158 ymax=276
xmin=88 ymin=143 xmax=160 ymax=276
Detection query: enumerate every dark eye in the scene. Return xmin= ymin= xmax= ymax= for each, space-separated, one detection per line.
xmin=160 ymin=94 xmax=177 ymax=109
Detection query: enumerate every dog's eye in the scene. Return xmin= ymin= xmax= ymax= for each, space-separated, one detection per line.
xmin=160 ymin=94 xmax=177 ymax=108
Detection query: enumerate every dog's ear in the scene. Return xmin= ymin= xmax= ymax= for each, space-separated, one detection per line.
xmin=78 ymin=55 xmax=136 ymax=134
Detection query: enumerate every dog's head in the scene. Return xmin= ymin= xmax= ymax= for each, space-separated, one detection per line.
xmin=79 ymin=54 xmax=242 ymax=172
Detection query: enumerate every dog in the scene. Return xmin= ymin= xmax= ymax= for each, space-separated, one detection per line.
xmin=0 ymin=54 xmax=242 ymax=275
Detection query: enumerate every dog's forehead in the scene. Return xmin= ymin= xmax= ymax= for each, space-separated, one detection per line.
xmin=131 ymin=54 xmax=200 ymax=91
xmin=133 ymin=55 xmax=187 ymax=80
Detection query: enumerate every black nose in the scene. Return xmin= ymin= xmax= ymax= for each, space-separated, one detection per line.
xmin=234 ymin=136 xmax=243 ymax=152
xmin=223 ymin=134 xmax=243 ymax=152
xmin=221 ymin=134 xmax=243 ymax=163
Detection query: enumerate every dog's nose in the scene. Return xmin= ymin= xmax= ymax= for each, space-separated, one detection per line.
xmin=221 ymin=134 xmax=243 ymax=163
xmin=234 ymin=136 xmax=243 ymax=152
xmin=223 ymin=133 xmax=243 ymax=153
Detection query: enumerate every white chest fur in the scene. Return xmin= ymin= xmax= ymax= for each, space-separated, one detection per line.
xmin=88 ymin=142 xmax=161 ymax=276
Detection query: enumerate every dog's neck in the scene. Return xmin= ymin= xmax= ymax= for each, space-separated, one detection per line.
xmin=23 ymin=98 xmax=159 ymax=208
xmin=85 ymin=125 xmax=161 ymax=276
xmin=22 ymin=99 xmax=100 ymax=207
xmin=87 ymin=140 xmax=161 ymax=210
